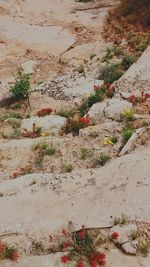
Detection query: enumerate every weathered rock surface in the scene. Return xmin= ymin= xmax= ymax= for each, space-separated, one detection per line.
xmin=109 ymin=224 xmax=137 ymax=244
xmin=122 ymin=240 xmax=138 ymax=255
xmin=119 ymin=127 xmax=149 ymax=156
xmin=79 ymin=121 xmax=122 ymax=137
xmin=116 ymin=46 xmax=150 ymax=92
xmin=87 ymin=100 xmax=108 ymax=123
xmin=21 ymin=115 xmax=66 ymax=134
xmin=0 ymin=148 xmax=150 ymax=237
xmin=105 ymin=97 xmax=132 ymax=121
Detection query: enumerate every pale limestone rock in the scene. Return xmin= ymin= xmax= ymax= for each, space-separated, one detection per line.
xmin=122 ymin=240 xmax=138 ymax=255
xmin=87 ymin=100 xmax=108 ymax=123
xmin=21 ymin=115 xmax=66 ymax=134
xmin=119 ymin=127 xmax=149 ymax=156
xmin=105 ymin=98 xmax=132 ymax=121
xmin=109 ymin=224 xmax=137 ymax=244
xmin=21 ymin=60 xmax=37 ymax=74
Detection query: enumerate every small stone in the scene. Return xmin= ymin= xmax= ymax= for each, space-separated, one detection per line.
xmin=109 ymin=224 xmax=137 ymax=244
xmin=122 ymin=240 xmax=138 ymax=255
xmin=105 ymin=98 xmax=132 ymax=121
xmin=21 ymin=60 xmax=37 ymax=74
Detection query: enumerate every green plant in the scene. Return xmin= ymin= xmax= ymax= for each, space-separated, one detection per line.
xmin=0 ymin=112 xmax=22 ymax=122
xmin=122 ymin=128 xmax=134 ymax=144
xmin=60 ymin=225 xmax=106 ymax=266
xmin=45 ymin=146 xmax=56 ymax=156
xmin=111 ymin=136 xmax=118 ymax=144
xmin=140 ymin=243 xmax=149 ymax=257
xmin=81 ymin=147 xmax=91 ymax=159
xmin=11 ymin=70 xmax=30 ymax=100
xmin=113 ymin=214 xmax=129 ymax=225
xmin=4 ymin=246 xmax=19 ymax=261
xmin=63 ymin=115 xmax=90 ymax=135
xmin=32 ymin=240 xmax=44 ymax=254
xmin=95 ymin=153 xmax=110 ymax=166
xmin=64 ymin=164 xmax=74 ymax=173
xmin=121 ymin=109 xmax=134 ymax=122
xmin=98 ymin=64 xmax=123 ymax=83
xmin=131 ymin=230 xmax=138 ymax=240
xmin=56 ymin=108 xmax=71 ymax=118
xmin=78 ymin=63 xmax=85 ymax=74
xmin=122 ymin=54 xmax=137 ymax=70
xmin=5 ymin=118 xmax=21 ymax=129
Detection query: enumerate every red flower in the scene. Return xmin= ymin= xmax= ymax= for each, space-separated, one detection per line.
xmin=0 ymin=243 xmax=6 ymax=253
xmin=12 ymin=171 xmax=18 ymax=178
xmin=61 ymin=255 xmax=68 ymax=264
xmin=79 ymin=229 xmax=85 ymax=239
xmin=77 ymin=260 xmax=84 ymax=267
xmin=99 ymin=253 xmax=106 ymax=260
xmin=90 ymin=261 xmax=97 ymax=267
xmin=94 ymin=85 xmax=100 ymax=91
xmin=11 ymin=251 xmax=19 ymax=261
xmin=105 ymin=82 xmax=111 ymax=87
xmin=62 ymin=229 xmax=67 ymax=235
xmin=63 ymin=242 xmax=70 ymax=248
xmin=112 ymin=231 xmax=119 ymax=240
xmin=36 ymin=108 xmax=53 ymax=116
xmin=80 ymin=116 xmax=90 ymax=124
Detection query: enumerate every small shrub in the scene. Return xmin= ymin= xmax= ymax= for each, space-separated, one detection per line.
xmin=113 ymin=213 xmax=129 ymax=225
xmin=122 ymin=54 xmax=137 ymax=70
xmin=95 ymin=153 xmax=110 ymax=166
xmin=60 ymin=225 xmax=106 ymax=266
xmin=5 ymin=118 xmax=21 ymax=129
xmin=131 ymin=230 xmax=137 ymax=240
xmin=98 ymin=64 xmax=123 ymax=83
xmin=64 ymin=164 xmax=74 ymax=173
xmin=45 ymin=146 xmax=56 ymax=156
xmin=32 ymin=240 xmax=44 ymax=254
xmin=36 ymin=108 xmax=53 ymax=117
xmin=63 ymin=115 xmax=90 ymax=135
xmin=140 ymin=243 xmax=149 ymax=257
xmin=2 ymin=245 xmax=19 ymax=261
xmin=0 ymin=112 xmax=22 ymax=122
xmin=11 ymin=70 xmax=30 ymax=100
xmin=81 ymin=147 xmax=92 ymax=159
xmin=56 ymin=108 xmax=71 ymax=118
xmin=122 ymin=128 xmax=134 ymax=144
xmin=121 ymin=109 xmax=134 ymax=122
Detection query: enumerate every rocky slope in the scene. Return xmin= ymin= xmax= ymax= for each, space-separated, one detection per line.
xmin=0 ymin=0 xmax=150 ymax=266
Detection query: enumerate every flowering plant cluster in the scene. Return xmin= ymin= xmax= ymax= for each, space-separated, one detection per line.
xmin=36 ymin=108 xmax=53 ymax=117
xmin=22 ymin=123 xmax=42 ymax=138
xmin=121 ymin=109 xmax=134 ymax=121
xmin=128 ymin=91 xmax=150 ymax=104
xmin=79 ymin=115 xmax=90 ymax=124
xmin=94 ymin=83 xmax=115 ymax=98
xmin=63 ymin=115 xmax=91 ymax=135
xmin=104 ymin=137 xmax=114 ymax=145
xmin=11 ymin=165 xmax=32 ymax=179
xmin=60 ymin=225 xmax=106 ymax=267
xmin=0 ymin=243 xmax=19 ymax=261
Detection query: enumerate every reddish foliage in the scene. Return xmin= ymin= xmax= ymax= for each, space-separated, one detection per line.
xmin=112 ymin=232 xmax=119 ymax=240
xmin=128 ymin=91 xmax=150 ymax=104
xmin=61 ymin=255 xmax=68 ymax=264
xmin=36 ymin=108 xmax=53 ymax=117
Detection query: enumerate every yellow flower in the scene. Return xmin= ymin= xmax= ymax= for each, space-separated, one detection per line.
xmin=104 ymin=137 xmax=114 ymax=145
xmin=41 ymin=132 xmax=46 ymax=137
